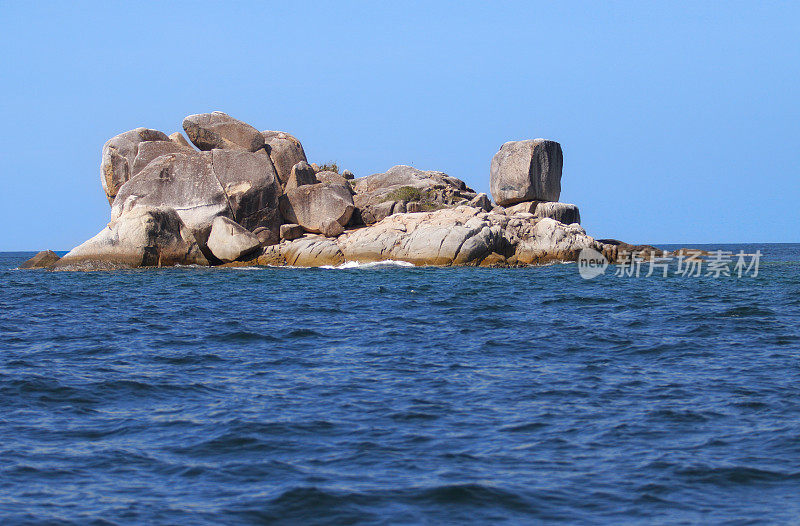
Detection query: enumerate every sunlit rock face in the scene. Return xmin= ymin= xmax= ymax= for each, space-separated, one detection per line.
xmin=490 ymin=139 xmax=562 ymax=206
xmin=43 ymin=113 xmax=614 ymax=270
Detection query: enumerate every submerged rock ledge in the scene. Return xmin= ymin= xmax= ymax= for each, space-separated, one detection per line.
xmin=23 ymin=111 xmax=643 ymax=270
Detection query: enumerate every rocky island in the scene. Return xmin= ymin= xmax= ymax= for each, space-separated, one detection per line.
xmin=22 ymin=112 xmax=640 ymax=270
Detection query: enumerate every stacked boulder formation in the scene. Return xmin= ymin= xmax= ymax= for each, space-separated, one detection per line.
xmin=25 ymin=111 xmax=618 ymax=270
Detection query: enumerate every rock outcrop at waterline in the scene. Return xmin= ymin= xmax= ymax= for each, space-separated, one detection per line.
xmin=22 ymin=111 xmax=630 ymax=270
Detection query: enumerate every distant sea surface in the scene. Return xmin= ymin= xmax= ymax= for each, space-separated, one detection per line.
xmin=1 ymin=243 xmax=799 ymax=525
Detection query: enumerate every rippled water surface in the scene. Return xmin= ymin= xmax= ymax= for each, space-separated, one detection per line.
xmin=2 ymin=244 xmax=800 ymax=524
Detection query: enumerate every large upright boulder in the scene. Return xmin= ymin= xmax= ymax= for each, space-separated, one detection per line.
xmin=279 ymin=183 xmax=354 ymax=234
xmin=101 ymin=128 xmax=170 ymax=204
xmin=490 ymin=139 xmax=562 ymax=206
xmin=54 ymin=207 xmax=208 ymax=270
xmin=183 ymin=112 xmax=265 ymax=152
xmin=111 ymin=152 xmax=228 ymax=232
xmin=208 ymin=149 xmax=282 ymax=234
xmin=261 ymin=131 xmax=307 ymax=185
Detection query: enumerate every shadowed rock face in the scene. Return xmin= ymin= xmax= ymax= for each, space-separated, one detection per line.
xmin=280 ymin=223 xmax=304 ymax=241
xmin=19 ymin=250 xmax=60 ymax=269
xmin=490 ymin=139 xmax=562 ymax=206
xmin=283 ymin=161 xmax=319 ymax=192
xmin=101 ymin=128 xmax=170 ymax=204
xmin=279 ymin=183 xmax=355 ymax=234
xmin=262 ymin=131 xmax=307 ymax=185
xmin=209 ymin=149 xmax=282 ymax=234
xmin=183 ymin=112 xmax=265 ymax=152
xmin=54 ymin=207 xmax=208 ymax=270
xmin=505 ymin=201 xmax=580 ymax=225
xmin=468 ymin=193 xmax=492 ymax=212
xmin=357 ymin=200 xmax=406 ymax=226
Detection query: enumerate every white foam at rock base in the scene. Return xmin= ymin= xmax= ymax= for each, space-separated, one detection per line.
xmin=320 ymin=260 xmax=416 ymax=270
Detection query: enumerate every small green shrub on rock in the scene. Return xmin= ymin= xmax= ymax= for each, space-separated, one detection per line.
xmin=384 ymin=186 xmax=423 ymax=202
xmin=318 ymin=162 xmax=339 ymax=173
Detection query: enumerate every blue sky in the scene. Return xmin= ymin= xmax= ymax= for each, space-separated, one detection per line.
xmin=1 ymin=1 xmax=797 ymax=250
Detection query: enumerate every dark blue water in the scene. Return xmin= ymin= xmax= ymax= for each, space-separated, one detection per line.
xmin=1 ymin=244 xmax=800 ymax=524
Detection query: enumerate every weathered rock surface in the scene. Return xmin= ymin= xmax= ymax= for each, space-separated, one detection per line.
xmin=183 ymin=112 xmax=264 ymax=152
xmin=262 ymin=131 xmax=307 ymax=185
xmin=352 ymin=165 xmax=474 ymax=207
xmin=505 ymin=201 xmax=580 ymax=224
xmin=209 ymin=149 xmax=282 ymax=233
xmin=280 ymin=223 xmax=305 ymax=241
xmin=490 ymin=139 xmax=562 ymax=206
xmin=112 ymin=149 xmax=281 ymax=237
xmin=206 ymin=216 xmax=261 ymax=262
xmin=281 ymin=235 xmax=344 ymax=267
xmin=111 ymin=152 xmax=228 ymax=232
xmin=337 ymin=207 xmax=504 ymax=266
xmin=316 ymin=170 xmax=352 ymax=189
xmin=101 ymin=128 xmax=170 ymax=204
xmin=510 ymin=217 xmax=597 ymax=264
xmin=468 ymin=193 xmax=493 ymax=212
xmin=54 ymin=207 xmax=208 ymax=270
xmin=350 ymin=165 xmax=476 ymax=226
xmin=265 ymin=207 xmax=597 ymax=268
xmin=596 ymin=239 xmax=662 ymax=262
xmin=534 ymin=202 xmax=580 ymax=225
xmin=279 ymin=183 xmax=355 ymax=234
xmin=168 ymin=132 xmax=194 ymax=149
xmin=284 ymin=161 xmax=319 ymax=192
xmin=19 ymin=250 xmax=60 ymax=269
xmin=252 ymin=226 xmax=280 ymax=246
xmin=357 ymin=200 xmax=407 ymax=226
xmin=320 ymin=218 xmax=345 ymax=237
xmin=130 ymin=140 xmax=193 ymax=178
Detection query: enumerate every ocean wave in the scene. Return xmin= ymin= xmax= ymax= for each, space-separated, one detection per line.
xmin=2 ymin=248 xmax=800 ymax=524
xmin=320 ymin=260 xmax=416 ymax=269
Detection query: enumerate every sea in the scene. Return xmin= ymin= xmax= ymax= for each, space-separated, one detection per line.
xmin=1 ymin=243 xmax=799 ymax=525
